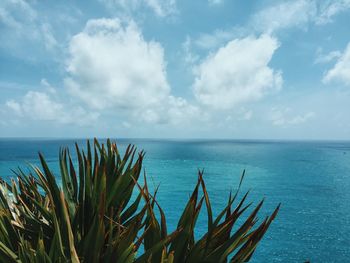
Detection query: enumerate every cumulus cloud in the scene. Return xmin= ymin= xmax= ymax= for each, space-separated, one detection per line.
xmin=65 ymin=18 xmax=199 ymax=125
xmin=6 ymin=91 xmax=99 ymax=126
xmin=270 ymin=108 xmax=315 ymax=126
xmin=193 ymin=34 xmax=282 ymax=109
xmin=100 ymin=0 xmax=177 ymax=17
xmin=65 ymin=18 xmax=169 ymax=110
xmin=323 ymin=43 xmax=350 ymax=86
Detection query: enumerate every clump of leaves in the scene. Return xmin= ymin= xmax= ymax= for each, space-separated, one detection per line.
xmin=0 ymin=139 xmax=279 ymax=262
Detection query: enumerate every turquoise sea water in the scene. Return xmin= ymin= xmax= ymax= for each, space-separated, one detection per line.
xmin=1 ymin=139 xmax=350 ymax=262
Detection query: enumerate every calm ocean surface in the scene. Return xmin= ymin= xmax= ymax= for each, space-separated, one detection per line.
xmin=1 ymin=138 xmax=350 ymax=262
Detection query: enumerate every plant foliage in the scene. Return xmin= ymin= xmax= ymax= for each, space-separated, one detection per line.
xmin=0 ymin=139 xmax=279 ymax=262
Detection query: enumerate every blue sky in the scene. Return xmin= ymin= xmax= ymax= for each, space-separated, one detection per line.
xmin=1 ymin=0 xmax=350 ymax=139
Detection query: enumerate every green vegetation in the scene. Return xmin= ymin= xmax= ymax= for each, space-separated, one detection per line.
xmin=0 ymin=139 xmax=279 ymax=262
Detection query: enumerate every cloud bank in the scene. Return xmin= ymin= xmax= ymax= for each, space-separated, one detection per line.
xmin=6 ymin=91 xmax=98 ymax=126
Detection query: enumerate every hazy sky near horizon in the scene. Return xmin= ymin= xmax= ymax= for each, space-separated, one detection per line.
xmin=1 ymin=0 xmax=350 ymax=139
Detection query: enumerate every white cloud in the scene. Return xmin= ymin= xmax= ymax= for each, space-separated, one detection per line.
xmin=6 ymin=100 xmax=23 ymax=116
xmin=0 ymin=0 xmax=59 ymax=54
xmin=40 ymin=78 xmax=57 ymax=94
xmin=182 ymin=37 xmax=199 ymax=64
xmin=65 ymin=18 xmax=170 ymax=110
xmin=6 ymin=91 xmax=99 ymax=126
xmin=0 ymin=0 xmax=36 ymax=27
xmin=323 ymin=43 xmax=350 ymax=86
xmin=270 ymin=108 xmax=315 ymax=126
xmin=315 ymin=0 xmax=350 ymax=25
xmin=314 ymin=49 xmax=341 ymax=64
xmin=192 ymin=1 xmax=315 ymax=51
xmin=252 ymin=0 xmax=350 ymax=34
xmin=145 ymin=0 xmax=176 ymax=16
xmin=65 ymin=18 xmax=199 ymax=125
xmin=100 ymin=0 xmax=177 ymax=17
xmin=191 ymin=0 xmax=350 ymax=53
xmin=137 ymin=96 xmax=200 ymax=125
xmin=193 ymin=34 xmax=282 ymax=109
xmin=252 ymin=0 xmax=316 ymax=33
xmin=41 ymin=23 xmax=58 ymax=50
xmin=0 ymin=0 xmax=36 ymax=35
xmin=193 ymin=28 xmax=241 ymax=50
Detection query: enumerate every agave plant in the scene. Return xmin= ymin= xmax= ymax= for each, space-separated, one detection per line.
xmin=0 ymin=139 xmax=279 ymax=262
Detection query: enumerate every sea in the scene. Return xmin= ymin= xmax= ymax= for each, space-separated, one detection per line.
xmin=0 ymin=138 xmax=349 ymax=262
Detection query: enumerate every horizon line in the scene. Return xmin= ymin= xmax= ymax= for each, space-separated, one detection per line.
xmin=0 ymin=136 xmax=349 ymax=143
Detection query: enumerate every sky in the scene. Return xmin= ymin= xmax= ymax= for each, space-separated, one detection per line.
xmin=1 ymin=0 xmax=350 ymax=140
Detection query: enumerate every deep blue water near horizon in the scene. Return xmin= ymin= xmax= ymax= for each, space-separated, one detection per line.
xmin=1 ymin=138 xmax=350 ymax=262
